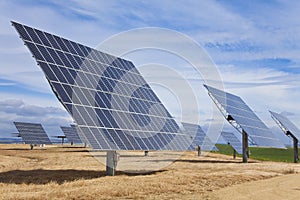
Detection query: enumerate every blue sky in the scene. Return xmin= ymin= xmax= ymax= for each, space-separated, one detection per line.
xmin=1 ymin=0 xmax=300 ymax=145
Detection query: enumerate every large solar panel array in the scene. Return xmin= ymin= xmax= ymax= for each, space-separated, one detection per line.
xmin=13 ymin=21 xmax=192 ymax=151
xmin=204 ymin=85 xmax=285 ymax=148
xmin=270 ymin=111 xmax=300 ymax=140
xmin=13 ymin=122 xmax=52 ymax=145
xmin=221 ymin=132 xmax=242 ymax=154
xmin=181 ymin=122 xmax=218 ymax=151
xmin=60 ymin=125 xmax=83 ymax=144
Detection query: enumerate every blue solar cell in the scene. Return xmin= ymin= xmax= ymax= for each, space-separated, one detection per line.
xmin=38 ymin=62 xmax=57 ymax=81
xmin=36 ymin=45 xmax=54 ymax=63
xmin=26 ymin=27 xmax=42 ymax=45
xmin=52 ymin=35 xmax=69 ymax=52
xmin=52 ymin=82 xmax=71 ymax=103
xmin=25 ymin=41 xmax=44 ymax=61
xmin=43 ymin=32 xmax=60 ymax=50
xmin=46 ymin=47 xmax=64 ymax=66
xmin=79 ymin=127 xmax=101 ymax=149
xmin=35 ymin=29 xmax=52 ymax=47
xmin=107 ymin=129 xmax=127 ymax=149
xmin=204 ymin=84 xmax=285 ymax=148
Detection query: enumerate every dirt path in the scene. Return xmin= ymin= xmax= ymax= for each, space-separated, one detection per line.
xmin=211 ymin=173 xmax=300 ymax=200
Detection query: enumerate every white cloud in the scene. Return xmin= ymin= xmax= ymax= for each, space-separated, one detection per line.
xmin=0 ymin=99 xmax=72 ymax=138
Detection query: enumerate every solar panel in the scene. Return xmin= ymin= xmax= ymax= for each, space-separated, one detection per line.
xmin=221 ymin=132 xmax=243 ymax=154
xmin=270 ymin=111 xmax=300 ymax=140
xmin=60 ymin=125 xmax=83 ymax=144
xmin=204 ymin=84 xmax=285 ymax=148
xmin=12 ymin=21 xmax=192 ymax=151
xmin=181 ymin=122 xmax=218 ymax=151
xmin=13 ymin=122 xmax=52 ymax=145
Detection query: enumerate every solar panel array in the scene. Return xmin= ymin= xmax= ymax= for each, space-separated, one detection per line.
xmin=221 ymin=132 xmax=242 ymax=154
xmin=270 ymin=111 xmax=300 ymax=140
xmin=13 ymin=122 xmax=52 ymax=145
xmin=181 ymin=122 xmax=218 ymax=151
xmin=13 ymin=21 xmax=192 ymax=151
xmin=60 ymin=125 xmax=83 ymax=144
xmin=204 ymin=85 xmax=285 ymax=148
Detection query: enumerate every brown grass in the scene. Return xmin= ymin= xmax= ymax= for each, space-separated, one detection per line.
xmin=1 ymin=144 xmax=300 ymax=200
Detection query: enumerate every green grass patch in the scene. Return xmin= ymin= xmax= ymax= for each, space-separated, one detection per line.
xmin=215 ymin=144 xmax=295 ymax=163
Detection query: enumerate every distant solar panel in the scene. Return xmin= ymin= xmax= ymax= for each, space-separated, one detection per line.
xmin=61 ymin=125 xmax=83 ymax=144
xmin=12 ymin=21 xmax=192 ymax=151
xmin=181 ymin=122 xmax=218 ymax=151
xmin=204 ymin=84 xmax=285 ymax=149
xmin=221 ymin=132 xmax=242 ymax=154
xmin=13 ymin=122 xmax=52 ymax=145
xmin=270 ymin=111 xmax=300 ymax=140
xmin=270 ymin=111 xmax=300 ymax=163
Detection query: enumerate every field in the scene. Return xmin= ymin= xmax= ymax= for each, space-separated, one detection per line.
xmin=0 ymin=144 xmax=300 ymax=199
xmin=216 ymin=144 xmax=296 ymax=162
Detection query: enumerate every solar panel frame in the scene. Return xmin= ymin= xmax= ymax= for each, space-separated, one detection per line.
xmin=204 ymin=84 xmax=285 ymax=148
xmin=270 ymin=111 xmax=300 ymax=140
xmin=12 ymin=21 xmax=192 ymax=151
xmin=13 ymin=122 xmax=52 ymax=145
xmin=221 ymin=132 xmax=243 ymax=154
xmin=181 ymin=122 xmax=218 ymax=151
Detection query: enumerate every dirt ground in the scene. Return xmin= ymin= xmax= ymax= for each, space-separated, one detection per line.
xmin=0 ymin=144 xmax=300 ymax=200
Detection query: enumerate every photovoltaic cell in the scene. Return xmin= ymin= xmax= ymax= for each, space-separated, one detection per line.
xmin=221 ymin=132 xmax=242 ymax=154
xmin=60 ymin=125 xmax=83 ymax=144
xmin=181 ymin=122 xmax=218 ymax=151
xmin=12 ymin=21 xmax=192 ymax=150
xmin=204 ymin=84 xmax=285 ymax=148
xmin=13 ymin=122 xmax=52 ymax=145
xmin=270 ymin=111 xmax=300 ymax=140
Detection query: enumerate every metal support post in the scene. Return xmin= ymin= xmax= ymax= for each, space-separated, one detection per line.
xmin=293 ymin=137 xmax=299 ymax=163
xmin=242 ymin=130 xmax=249 ymax=163
xmin=106 ymin=151 xmax=119 ymax=176
xmin=233 ymin=149 xmax=236 ymax=159
xmin=197 ymin=145 xmax=201 ymax=157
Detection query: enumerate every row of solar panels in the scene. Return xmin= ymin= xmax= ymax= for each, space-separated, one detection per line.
xmin=204 ymin=85 xmax=300 ymax=148
xmin=11 ymin=21 xmax=300 ymax=154
xmin=13 ymin=121 xmax=219 ymax=151
xmin=13 ymin=120 xmax=252 ymax=155
xmin=13 ymin=122 xmax=83 ymax=145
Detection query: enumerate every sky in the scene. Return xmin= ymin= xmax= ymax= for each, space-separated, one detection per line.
xmin=0 ymin=0 xmax=300 ymax=145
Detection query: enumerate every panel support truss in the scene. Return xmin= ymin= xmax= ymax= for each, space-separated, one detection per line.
xmin=106 ymin=151 xmax=119 ymax=176
xmin=208 ymin=92 xmax=243 ymax=134
xmin=208 ymin=92 xmax=250 ymax=162
xmin=242 ymin=130 xmax=249 ymax=163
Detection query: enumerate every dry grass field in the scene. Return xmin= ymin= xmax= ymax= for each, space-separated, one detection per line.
xmin=0 ymin=144 xmax=300 ymax=200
